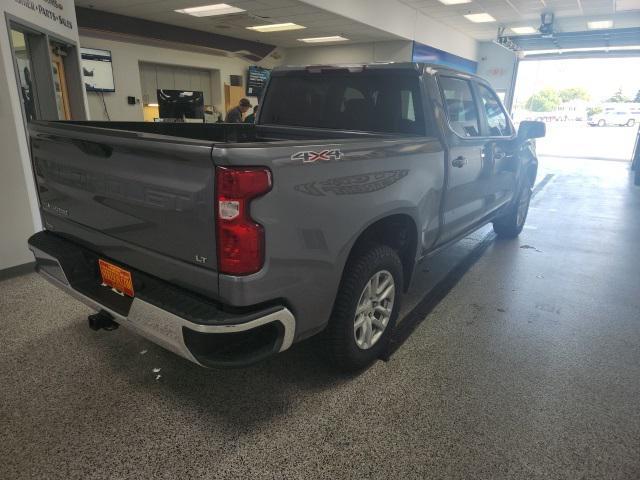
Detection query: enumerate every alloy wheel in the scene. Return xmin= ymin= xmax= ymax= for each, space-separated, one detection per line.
xmin=353 ymin=270 xmax=395 ymax=350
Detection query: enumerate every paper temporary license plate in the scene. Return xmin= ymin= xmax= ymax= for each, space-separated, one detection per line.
xmin=98 ymin=259 xmax=134 ymax=297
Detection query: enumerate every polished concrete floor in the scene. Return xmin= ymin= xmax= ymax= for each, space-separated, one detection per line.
xmin=1 ymin=157 xmax=639 ymax=479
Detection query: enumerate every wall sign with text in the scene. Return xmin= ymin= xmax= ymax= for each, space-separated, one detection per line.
xmin=246 ymin=66 xmax=271 ymax=98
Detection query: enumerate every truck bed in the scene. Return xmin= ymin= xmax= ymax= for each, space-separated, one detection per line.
xmin=60 ymin=120 xmax=390 ymax=143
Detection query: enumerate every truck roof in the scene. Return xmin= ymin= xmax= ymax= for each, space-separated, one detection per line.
xmin=271 ymin=62 xmax=480 ymax=80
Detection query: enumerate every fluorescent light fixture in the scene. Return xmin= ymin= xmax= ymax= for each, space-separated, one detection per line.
xmin=438 ymin=0 xmax=472 ymax=4
xmin=147 ymin=103 xmax=159 ymax=107
xmin=247 ymin=23 xmax=305 ymax=32
xmin=510 ymin=26 xmax=537 ymax=34
xmin=464 ymin=13 xmax=496 ymax=23
xmin=587 ymin=20 xmax=613 ymax=29
xmin=298 ymin=35 xmax=348 ymax=43
xmin=175 ymin=4 xmax=245 ymax=17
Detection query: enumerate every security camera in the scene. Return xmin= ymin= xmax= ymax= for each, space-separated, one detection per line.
xmin=539 ymin=12 xmax=554 ymax=36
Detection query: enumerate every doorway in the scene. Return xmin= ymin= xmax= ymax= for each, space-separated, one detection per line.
xmin=512 ymin=56 xmax=640 ymax=165
xmin=50 ymin=41 xmax=72 ymax=120
xmin=10 ymin=28 xmax=39 ymax=121
xmin=8 ymin=20 xmax=85 ymax=123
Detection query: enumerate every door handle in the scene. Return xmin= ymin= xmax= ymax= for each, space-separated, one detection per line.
xmin=452 ymin=156 xmax=467 ymax=168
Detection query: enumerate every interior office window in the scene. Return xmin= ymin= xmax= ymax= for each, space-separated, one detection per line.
xmin=477 ymin=83 xmax=512 ymax=136
xmin=439 ymin=76 xmax=479 ymax=137
xmin=11 ymin=29 xmax=38 ymax=121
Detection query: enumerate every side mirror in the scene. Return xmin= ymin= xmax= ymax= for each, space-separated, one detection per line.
xmin=518 ymin=120 xmax=546 ymax=140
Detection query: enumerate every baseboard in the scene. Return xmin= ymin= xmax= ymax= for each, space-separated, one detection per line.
xmin=0 ymin=262 xmax=35 ymax=282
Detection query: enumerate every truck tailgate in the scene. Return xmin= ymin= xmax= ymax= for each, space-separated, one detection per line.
xmin=29 ymin=121 xmax=219 ymax=295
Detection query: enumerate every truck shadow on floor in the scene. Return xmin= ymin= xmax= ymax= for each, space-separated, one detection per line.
xmin=47 ymin=229 xmax=502 ymax=429
xmin=40 ymin=178 xmax=551 ymax=429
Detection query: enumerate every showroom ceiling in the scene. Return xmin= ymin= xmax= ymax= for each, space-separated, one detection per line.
xmin=401 ymin=0 xmax=640 ymax=40
xmin=75 ymin=0 xmax=640 ymax=46
xmin=74 ymin=0 xmax=402 ymax=47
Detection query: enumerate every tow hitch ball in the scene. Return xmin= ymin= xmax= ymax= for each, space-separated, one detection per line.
xmin=88 ymin=310 xmax=119 ymax=331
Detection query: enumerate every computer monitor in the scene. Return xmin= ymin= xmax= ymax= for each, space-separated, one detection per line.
xmin=157 ymin=90 xmax=204 ymax=120
xmin=81 ymin=48 xmax=115 ymax=92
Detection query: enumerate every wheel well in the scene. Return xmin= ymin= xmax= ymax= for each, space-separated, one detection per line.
xmin=348 ymin=214 xmax=418 ymax=291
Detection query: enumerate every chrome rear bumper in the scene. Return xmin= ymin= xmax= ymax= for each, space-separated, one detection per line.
xmin=28 ymin=233 xmax=295 ymax=367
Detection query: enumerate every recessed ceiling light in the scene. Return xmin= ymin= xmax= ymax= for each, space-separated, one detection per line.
xmin=510 ymin=26 xmax=537 ymax=34
xmin=437 ymin=0 xmax=472 ymax=4
xmin=587 ymin=20 xmax=613 ymax=29
xmin=616 ymin=0 xmax=640 ymax=12
xmin=464 ymin=13 xmax=496 ymax=23
xmin=247 ymin=23 xmax=306 ymax=32
xmin=175 ymin=4 xmax=245 ymax=17
xmin=298 ymin=36 xmax=349 ymax=43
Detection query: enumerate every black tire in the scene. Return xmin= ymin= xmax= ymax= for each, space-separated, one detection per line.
xmin=598 ymin=119 xmax=606 ymax=127
xmin=325 ymin=244 xmax=402 ymax=372
xmin=634 ymin=169 xmax=640 ymax=186
xmin=627 ymin=119 xmax=636 ymax=127
xmin=493 ymin=183 xmax=532 ymax=239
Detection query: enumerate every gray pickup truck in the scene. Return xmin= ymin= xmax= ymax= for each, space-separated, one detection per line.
xmin=27 ymin=63 xmax=544 ymax=370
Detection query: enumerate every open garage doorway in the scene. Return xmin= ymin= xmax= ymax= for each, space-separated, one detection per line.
xmin=512 ymin=56 xmax=640 ymax=170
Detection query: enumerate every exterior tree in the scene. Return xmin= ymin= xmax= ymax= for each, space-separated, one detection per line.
xmin=558 ymin=87 xmax=590 ymax=102
xmin=525 ymin=88 xmax=561 ymax=112
xmin=606 ymin=88 xmax=630 ymax=103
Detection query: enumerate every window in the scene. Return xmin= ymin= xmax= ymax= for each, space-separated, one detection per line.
xmin=260 ymin=71 xmax=427 ymax=135
xmin=438 ymin=76 xmax=480 ymax=137
xmin=400 ymin=89 xmax=416 ymax=122
xmin=477 ymin=84 xmax=512 ymax=136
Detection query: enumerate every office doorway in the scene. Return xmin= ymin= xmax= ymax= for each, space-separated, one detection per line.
xmin=10 ymin=28 xmax=39 ymax=121
xmin=50 ymin=41 xmax=72 ymax=120
xmin=8 ymin=20 xmax=85 ymax=123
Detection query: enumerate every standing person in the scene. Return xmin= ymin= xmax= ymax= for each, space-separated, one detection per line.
xmin=225 ymin=98 xmax=251 ymax=123
xmin=244 ymin=105 xmax=258 ymax=124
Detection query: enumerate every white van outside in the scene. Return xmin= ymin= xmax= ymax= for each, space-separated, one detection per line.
xmin=588 ymin=104 xmax=640 ymax=127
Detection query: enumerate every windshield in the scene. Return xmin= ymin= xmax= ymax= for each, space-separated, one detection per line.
xmin=259 ymin=70 xmax=426 ymax=135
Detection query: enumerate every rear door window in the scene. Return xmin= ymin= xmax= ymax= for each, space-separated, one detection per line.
xmin=260 ymin=71 xmax=427 ymax=135
xmin=438 ymin=76 xmax=480 ymax=137
xmin=477 ymin=83 xmax=513 ymax=137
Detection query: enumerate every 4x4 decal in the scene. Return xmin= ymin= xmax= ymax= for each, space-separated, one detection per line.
xmin=291 ymin=149 xmax=343 ymax=163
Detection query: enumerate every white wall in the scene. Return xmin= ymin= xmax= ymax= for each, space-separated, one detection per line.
xmin=476 ymin=41 xmax=519 ymax=109
xmin=80 ymin=33 xmax=279 ymax=121
xmin=283 ymin=40 xmax=413 ymax=65
xmin=0 ymin=0 xmax=84 ymax=270
xmin=299 ymin=0 xmax=478 ymax=62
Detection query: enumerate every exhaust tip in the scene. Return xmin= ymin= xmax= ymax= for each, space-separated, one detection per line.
xmin=88 ymin=310 xmax=119 ymax=331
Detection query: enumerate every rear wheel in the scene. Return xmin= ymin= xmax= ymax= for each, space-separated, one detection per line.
xmin=493 ymin=183 xmax=532 ymax=238
xmin=325 ymin=244 xmax=402 ymax=372
xmin=627 ymin=119 xmax=636 ymax=127
xmin=598 ymin=119 xmax=606 ymax=127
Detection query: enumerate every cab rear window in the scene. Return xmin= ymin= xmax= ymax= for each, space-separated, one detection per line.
xmin=260 ymin=71 xmax=427 ymax=135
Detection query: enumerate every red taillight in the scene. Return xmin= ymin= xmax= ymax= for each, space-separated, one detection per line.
xmin=216 ymin=166 xmax=272 ymax=275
